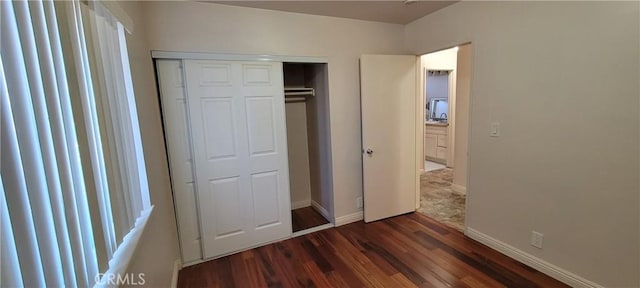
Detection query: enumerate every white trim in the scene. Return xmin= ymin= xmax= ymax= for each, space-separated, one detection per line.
xmin=200 ymin=235 xmax=291 ymax=262
xmin=170 ymin=259 xmax=181 ymax=288
xmin=291 ymin=199 xmax=311 ymax=210
xmin=291 ymin=223 xmax=334 ymax=238
xmin=151 ymin=51 xmax=328 ymax=64
xmin=181 ymin=258 xmax=205 ymax=268
xmin=451 ymin=184 xmax=466 ymax=195
xmin=310 ymin=200 xmax=331 ymax=222
xmin=100 ymin=2 xmax=133 ymax=34
xmin=335 ymin=211 xmax=363 ymax=226
xmin=465 ymin=228 xmax=604 ymax=288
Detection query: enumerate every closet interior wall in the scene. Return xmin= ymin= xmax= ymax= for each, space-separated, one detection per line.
xmin=283 ymin=63 xmax=333 ymax=222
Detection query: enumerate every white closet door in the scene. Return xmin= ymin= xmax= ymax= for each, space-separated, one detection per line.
xmin=184 ymin=60 xmax=291 ymax=259
xmin=156 ymin=60 xmax=201 ymax=263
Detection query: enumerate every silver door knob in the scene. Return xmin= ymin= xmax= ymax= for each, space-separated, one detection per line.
xmin=365 ymin=148 xmax=374 ymax=155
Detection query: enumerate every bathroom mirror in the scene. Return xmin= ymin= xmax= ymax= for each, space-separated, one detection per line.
xmin=427 ymin=98 xmax=448 ymax=121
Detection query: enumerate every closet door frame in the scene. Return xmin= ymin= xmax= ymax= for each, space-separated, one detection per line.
xmin=153 ymin=52 xmax=334 ymax=266
xmin=152 ymin=51 xmax=328 ymax=64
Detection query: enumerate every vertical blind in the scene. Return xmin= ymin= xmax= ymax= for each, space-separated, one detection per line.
xmin=1 ymin=0 xmax=98 ymax=286
xmin=1 ymin=0 xmax=152 ymax=286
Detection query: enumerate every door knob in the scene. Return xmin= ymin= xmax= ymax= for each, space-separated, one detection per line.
xmin=365 ymin=148 xmax=374 ymax=155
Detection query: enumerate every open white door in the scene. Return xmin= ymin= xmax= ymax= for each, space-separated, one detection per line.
xmin=360 ymin=55 xmax=417 ymax=222
xmin=184 ymin=60 xmax=291 ymax=259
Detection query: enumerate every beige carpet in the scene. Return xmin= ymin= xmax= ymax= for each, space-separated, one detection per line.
xmin=417 ymin=168 xmax=466 ymax=231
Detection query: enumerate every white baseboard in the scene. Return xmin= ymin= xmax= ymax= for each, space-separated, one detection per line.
xmin=291 ymin=223 xmax=334 ymax=238
xmin=291 ymin=199 xmax=311 ymax=210
xmin=310 ymin=200 xmax=331 ymax=222
xmin=451 ymin=184 xmax=466 ymax=195
xmin=465 ymin=228 xmax=604 ymax=288
xmin=335 ymin=211 xmax=363 ymax=226
xmin=171 ymin=259 xmax=181 ymax=288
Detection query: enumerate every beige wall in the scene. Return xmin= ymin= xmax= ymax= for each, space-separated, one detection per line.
xmin=142 ymin=1 xmax=407 ymax=222
xmin=453 ymin=44 xmax=471 ymax=190
xmin=285 ymin=102 xmax=312 ymax=207
xmin=407 ymin=2 xmax=639 ymax=286
xmin=304 ymin=64 xmax=333 ymax=216
xmin=117 ymin=2 xmax=181 ymax=287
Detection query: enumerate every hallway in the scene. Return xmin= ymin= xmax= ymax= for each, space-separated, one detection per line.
xmin=417 ymin=168 xmax=466 ymax=231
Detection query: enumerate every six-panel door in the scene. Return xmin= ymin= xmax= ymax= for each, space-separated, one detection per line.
xmin=184 ymin=60 xmax=291 ymax=259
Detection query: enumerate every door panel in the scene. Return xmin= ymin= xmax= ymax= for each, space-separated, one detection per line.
xmin=210 ymin=177 xmax=244 ymax=238
xmin=360 ymin=55 xmax=417 ymax=222
xmin=156 ymin=60 xmax=201 ymax=263
xmin=246 ymin=97 xmax=276 ymax=155
xmin=185 ymin=60 xmax=291 ymax=259
xmin=202 ymin=99 xmax=236 ymax=159
xmin=251 ymin=171 xmax=281 ymax=228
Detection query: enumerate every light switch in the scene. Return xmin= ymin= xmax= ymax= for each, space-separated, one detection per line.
xmin=490 ymin=122 xmax=500 ymax=137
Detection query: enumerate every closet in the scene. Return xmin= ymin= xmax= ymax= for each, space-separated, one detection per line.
xmin=154 ymin=54 xmax=333 ymax=266
xmin=283 ymin=63 xmax=333 ymax=233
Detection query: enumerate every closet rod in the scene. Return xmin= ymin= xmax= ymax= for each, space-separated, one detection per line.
xmin=285 ymin=91 xmax=314 ymax=96
xmin=284 ymin=87 xmax=315 ymax=97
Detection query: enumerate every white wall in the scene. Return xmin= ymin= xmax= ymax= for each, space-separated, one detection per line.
xmin=422 ymin=48 xmax=457 ymax=70
xmin=116 ymin=2 xmax=181 ymax=287
xmin=407 ymin=2 xmax=639 ymax=286
xmin=141 ymin=1 xmax=407 ymax=222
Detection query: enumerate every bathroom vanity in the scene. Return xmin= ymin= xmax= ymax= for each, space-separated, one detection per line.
xmin=425 ymin=122 xmax=448 ymax=164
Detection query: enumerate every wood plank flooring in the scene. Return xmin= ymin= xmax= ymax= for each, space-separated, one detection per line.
xmin=178 ymin=213 xmax=568 ymax=288
xmin=292 ymin=206 xmax=330 ymax=232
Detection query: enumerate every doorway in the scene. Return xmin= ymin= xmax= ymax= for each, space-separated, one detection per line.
xmin=417 ymin=44 xmax=472 ymax=232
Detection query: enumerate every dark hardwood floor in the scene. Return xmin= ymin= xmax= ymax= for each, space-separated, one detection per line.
xmin=178 ymin=213 xmax=568 ymax=288
xmin=292 ymin=206 xmax=330 ymax=232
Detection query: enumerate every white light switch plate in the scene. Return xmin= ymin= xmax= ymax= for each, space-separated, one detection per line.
xmin=490 ymin=122 xmax=500 ymax=137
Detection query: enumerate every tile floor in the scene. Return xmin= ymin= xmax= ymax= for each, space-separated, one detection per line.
xmin=417 ymin=167 xmax=466 ymax=231
xmin=424 ymin=160 xmax=446 ymax=172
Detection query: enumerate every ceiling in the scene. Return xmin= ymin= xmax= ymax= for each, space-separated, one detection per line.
xmin=208 ymin=1 xmax=457 ymax=25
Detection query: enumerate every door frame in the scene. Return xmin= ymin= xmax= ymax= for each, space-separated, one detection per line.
xmin=152 ymin=51 xmax=336 ymax=264
xmin=151 ymin=51 xmax=328 ymax=64
xmin=414 ymin=42 xmax=474 ymax=234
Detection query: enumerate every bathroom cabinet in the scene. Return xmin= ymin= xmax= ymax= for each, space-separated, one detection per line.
xmin=425 ymin=123 xmax=448 ymax=164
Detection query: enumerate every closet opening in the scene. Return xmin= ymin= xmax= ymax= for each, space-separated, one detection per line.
xmin=282 ymin=62 xmax=334 ymax=234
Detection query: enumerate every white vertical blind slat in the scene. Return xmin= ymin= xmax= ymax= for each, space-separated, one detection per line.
xmin=0 ymin=59 xmax=26 ymax=288
xmin=90 ymin=4 xmax=134 ymax=238
xmin=45 ymin=1 xmax=100 ymax=285
xmin=117 ymin=21 xmax=150 ymax=213
xmin=0 ymin=177 xmax=24 ymax=288
xmin=0 ymin=5 xmax=47 ymax=287
xmin=24 ymin=1 xmax=81 ymax=285
xmin=66 ymin=0 xmax=119 ymax=257
xmin=107 ymin=20 xmax=141 ymax=223
xmin=2 ymin=0 xmax=64 ymax=286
